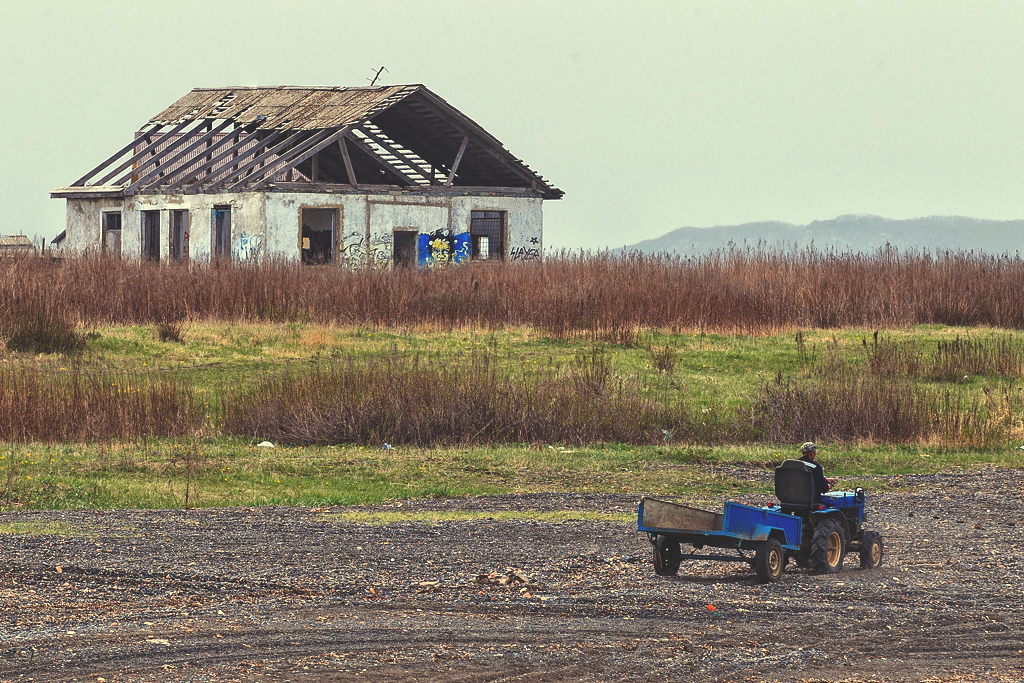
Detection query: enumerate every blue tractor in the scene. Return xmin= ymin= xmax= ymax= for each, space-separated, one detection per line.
xmin=638 ymin=459 xmax=885 ymax=582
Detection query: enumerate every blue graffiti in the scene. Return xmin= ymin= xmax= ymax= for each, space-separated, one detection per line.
xmin=417 ymin=229 xmax=469 ymax=268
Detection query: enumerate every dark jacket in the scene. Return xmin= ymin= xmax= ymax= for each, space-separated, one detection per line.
xmin=799 ymin=454 xmax=830 ymax=501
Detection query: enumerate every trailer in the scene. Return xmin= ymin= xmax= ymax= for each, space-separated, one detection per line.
xmin=638 ymin=498 xmax=801 ymax=582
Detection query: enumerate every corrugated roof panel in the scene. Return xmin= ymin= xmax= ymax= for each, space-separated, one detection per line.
xmin=150 ymin=86 xmax=414 ymax=130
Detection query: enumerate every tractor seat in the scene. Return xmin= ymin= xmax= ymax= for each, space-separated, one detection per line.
xmin=774 ymin=459 xmax=816 ymax=508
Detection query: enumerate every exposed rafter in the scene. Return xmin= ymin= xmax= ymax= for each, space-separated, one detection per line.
xmin=125 ymin=119 xmax=235 ymax=195
xmin=355 ymin=126 xmax=434 ymax=184
xmin=201 ymin=130 xmax=310 ymax=193
xmin=94 ymin=119 xmax=194 ymax=186
xmin=446 ymin=136 xmax=470 ymax=186
xmin=343 ymin=134 xmax=421 ymax=186
xmin=339 ymin=138 xmax=357 ymax=186
xmin=249 ymin=126 xmax=354 ymax=190
xmin=159 ymin=125 xmax=270 ymax=193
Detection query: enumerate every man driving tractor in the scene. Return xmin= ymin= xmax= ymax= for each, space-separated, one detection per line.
xmin=798 ymin=442 xmax=836 ymax=503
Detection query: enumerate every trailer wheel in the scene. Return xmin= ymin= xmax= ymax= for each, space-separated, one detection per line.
xmin=811 ymin=519 xmax=846 ymax=574
xmin=754 ymin=539 xmax=785 ymax=583
xmin=859 ymin=531 xmax=884 ymax=569
xmin=652 ymin=535 xmax=681 ymax=576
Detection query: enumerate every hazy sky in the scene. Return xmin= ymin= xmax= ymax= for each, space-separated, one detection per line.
xmin=3 ymin=1 xmax=1024 ymax=249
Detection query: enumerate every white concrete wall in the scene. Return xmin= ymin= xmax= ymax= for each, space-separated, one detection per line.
xmin=124 ymin=193 xmax=267 ymax=262
xmin=63 ymin=191 xmax=544 ymax=265
xmin=63 ymin=198 xmax=125 ymax=253
xmin=451 ymin=195 xmax=543 ymax=262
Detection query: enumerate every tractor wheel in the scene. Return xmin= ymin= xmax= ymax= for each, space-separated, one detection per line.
xmin=859 ymin=531 xmax=884 ymax=569
xmin=754 ymin=539 xmax=786 ymax=583
xmin=652 ymin=535 xmax=681 ymax=576
xmin=811 ymin=519 xmax=847 ymax=574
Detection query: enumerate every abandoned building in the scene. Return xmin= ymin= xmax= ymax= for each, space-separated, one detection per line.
xmin=51 ymin=85 xmax=562 ymax=266
xmin=0 ymin=235 xmax=36 ymax=257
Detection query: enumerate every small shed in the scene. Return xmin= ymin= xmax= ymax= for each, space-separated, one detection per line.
xmin=0 ymin=235 xmax=36 ymax=257
xmin=51 ymin=85 xmax=562 ymax=266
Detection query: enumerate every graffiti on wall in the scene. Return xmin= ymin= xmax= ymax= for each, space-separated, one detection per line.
xmin=370 ymin=233 xmax=393 ymax=265
xmin=416 ymin=229 xmax=470 ymax=267
xmin=339 ymin=231 xmax=368 ymax=268
xmin=234 ymin=232 xmax=263 ymax=261
xmin=509 ymin=245 xmax=541 ymax=261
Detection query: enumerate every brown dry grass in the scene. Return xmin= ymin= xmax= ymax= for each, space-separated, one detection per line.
xmin=3 ymin=247 xmax=1024 ymax=339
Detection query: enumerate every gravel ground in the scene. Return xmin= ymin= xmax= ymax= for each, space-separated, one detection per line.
xmin=1 ymin=468 xmax=1023 ymax=682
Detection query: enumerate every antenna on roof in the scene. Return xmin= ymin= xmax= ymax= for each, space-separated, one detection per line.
xmin=368 ymin=66 xmax=389 ymax=87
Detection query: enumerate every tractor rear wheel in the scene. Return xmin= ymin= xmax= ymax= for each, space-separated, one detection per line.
xmin=811 ymin=519 xmax=846 ymax=574
xmin=859 ymin=531 xmax=884 ymax=569
xmin=652 ymin=535 xmax=682 ymax=576
xmin=754 ymin=539 xmax=785 ymax=583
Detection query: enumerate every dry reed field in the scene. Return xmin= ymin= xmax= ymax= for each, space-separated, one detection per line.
xmin=3 ymin=247 xmax=1024 ymax=336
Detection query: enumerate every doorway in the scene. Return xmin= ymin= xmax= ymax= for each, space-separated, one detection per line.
xmin=393 ymin=230 xmax=418 ymax=267
xmin=142 ymin=211 xmax=160 ymax=261
xmin=171 ymin=210 xmax=189 ymax=261
xmin=301 ymin=208 xmax=336 ymax=264
xmin=213 ymin=206 xmax=231 ymax=259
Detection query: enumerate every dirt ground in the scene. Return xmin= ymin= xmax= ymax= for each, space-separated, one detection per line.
xmin=2 ymin=467 xmax=1023 ymax=683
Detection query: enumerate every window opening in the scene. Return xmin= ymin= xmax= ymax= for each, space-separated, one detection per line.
xmin=301 ymin=208 xmax=336 ymax=264
xmin=142 ymin=211 xmax=160 ymax=261
xmin=213 ymin=206 xmax=231 ymax=259
xmin=471 ymin=211 xmax=504 ymax=260
xmin=393 ymin=230 xmax=418 ymax=268
xmin=102 ymin=212 xmax=122 ymax=255
xmin=170 ymin=210 xmax=190 ymax=261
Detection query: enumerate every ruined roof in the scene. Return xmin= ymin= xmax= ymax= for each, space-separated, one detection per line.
xmin=0 ymin=235 xmax=34 ymax=248
xmin=54 ymin=85 xmax=562 ymax=200
xmin=151 ymin=86 xmax=416 ymax=131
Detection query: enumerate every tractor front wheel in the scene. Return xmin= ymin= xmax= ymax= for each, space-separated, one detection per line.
xmin=754 ymin=539 xmax=786 ymax=583
xmin=652 ymin=535 xmax=682 ymax=576
xmin=859 ymin=531 xmax=884 ymax=569
xmin=811 ymin=519 xmax=847 ymax=574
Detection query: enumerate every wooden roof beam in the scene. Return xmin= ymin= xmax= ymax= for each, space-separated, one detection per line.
xmin=356 ymin=127 xmax=433 ymax=184
xmin=445 ymin=136 xmax=469 ymax=186
xmin=339 ymin=138 xmax=357 ymax=186
xmin=94 ymin=119 xmax=197 ymax=186
xmin=246 ymin=127 xmax=350 ymax=190
xmin=181 ymin=129 xmax=284 ymax=195
xmin=200 ymin=130 xmax=310 ymax=193
xmin=343 ymin=134 xmax=421 ymax=186
xmin=71 ymin=122 xmax=163 ymax=186
xmin=160 ymin=125 xmax=270 ymax=193
xmin=409 ymin=94 xmax=542 ymax=187
xmin=126 ymin=119 xmax=235 ymax=195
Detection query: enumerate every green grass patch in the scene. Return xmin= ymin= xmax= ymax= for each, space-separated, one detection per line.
xmin=324 ymin=510 xmax=635 ymax=525
xmin=1 ymin=437 xmax=1019 ymax=511
xmin=0 ymin=521 xmax=77 ymax=536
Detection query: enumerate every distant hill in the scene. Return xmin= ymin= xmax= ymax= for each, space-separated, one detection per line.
xmin=619 ymin=215 xmax=1024 ymax=255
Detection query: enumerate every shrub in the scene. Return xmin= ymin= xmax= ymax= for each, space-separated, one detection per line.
xmin=0 ymin=367 xmax=205 ymax=442
xmin=156 ymin=320 xmax=185 ymax=343
xmin=220 ymin=351 xmax=751 ymax=447
xmin=0 ymin=297 xmax=86 ymax=355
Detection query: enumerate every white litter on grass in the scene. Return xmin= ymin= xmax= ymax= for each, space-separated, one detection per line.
xmin=257 ymin=441 xmax=275 ymax=448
